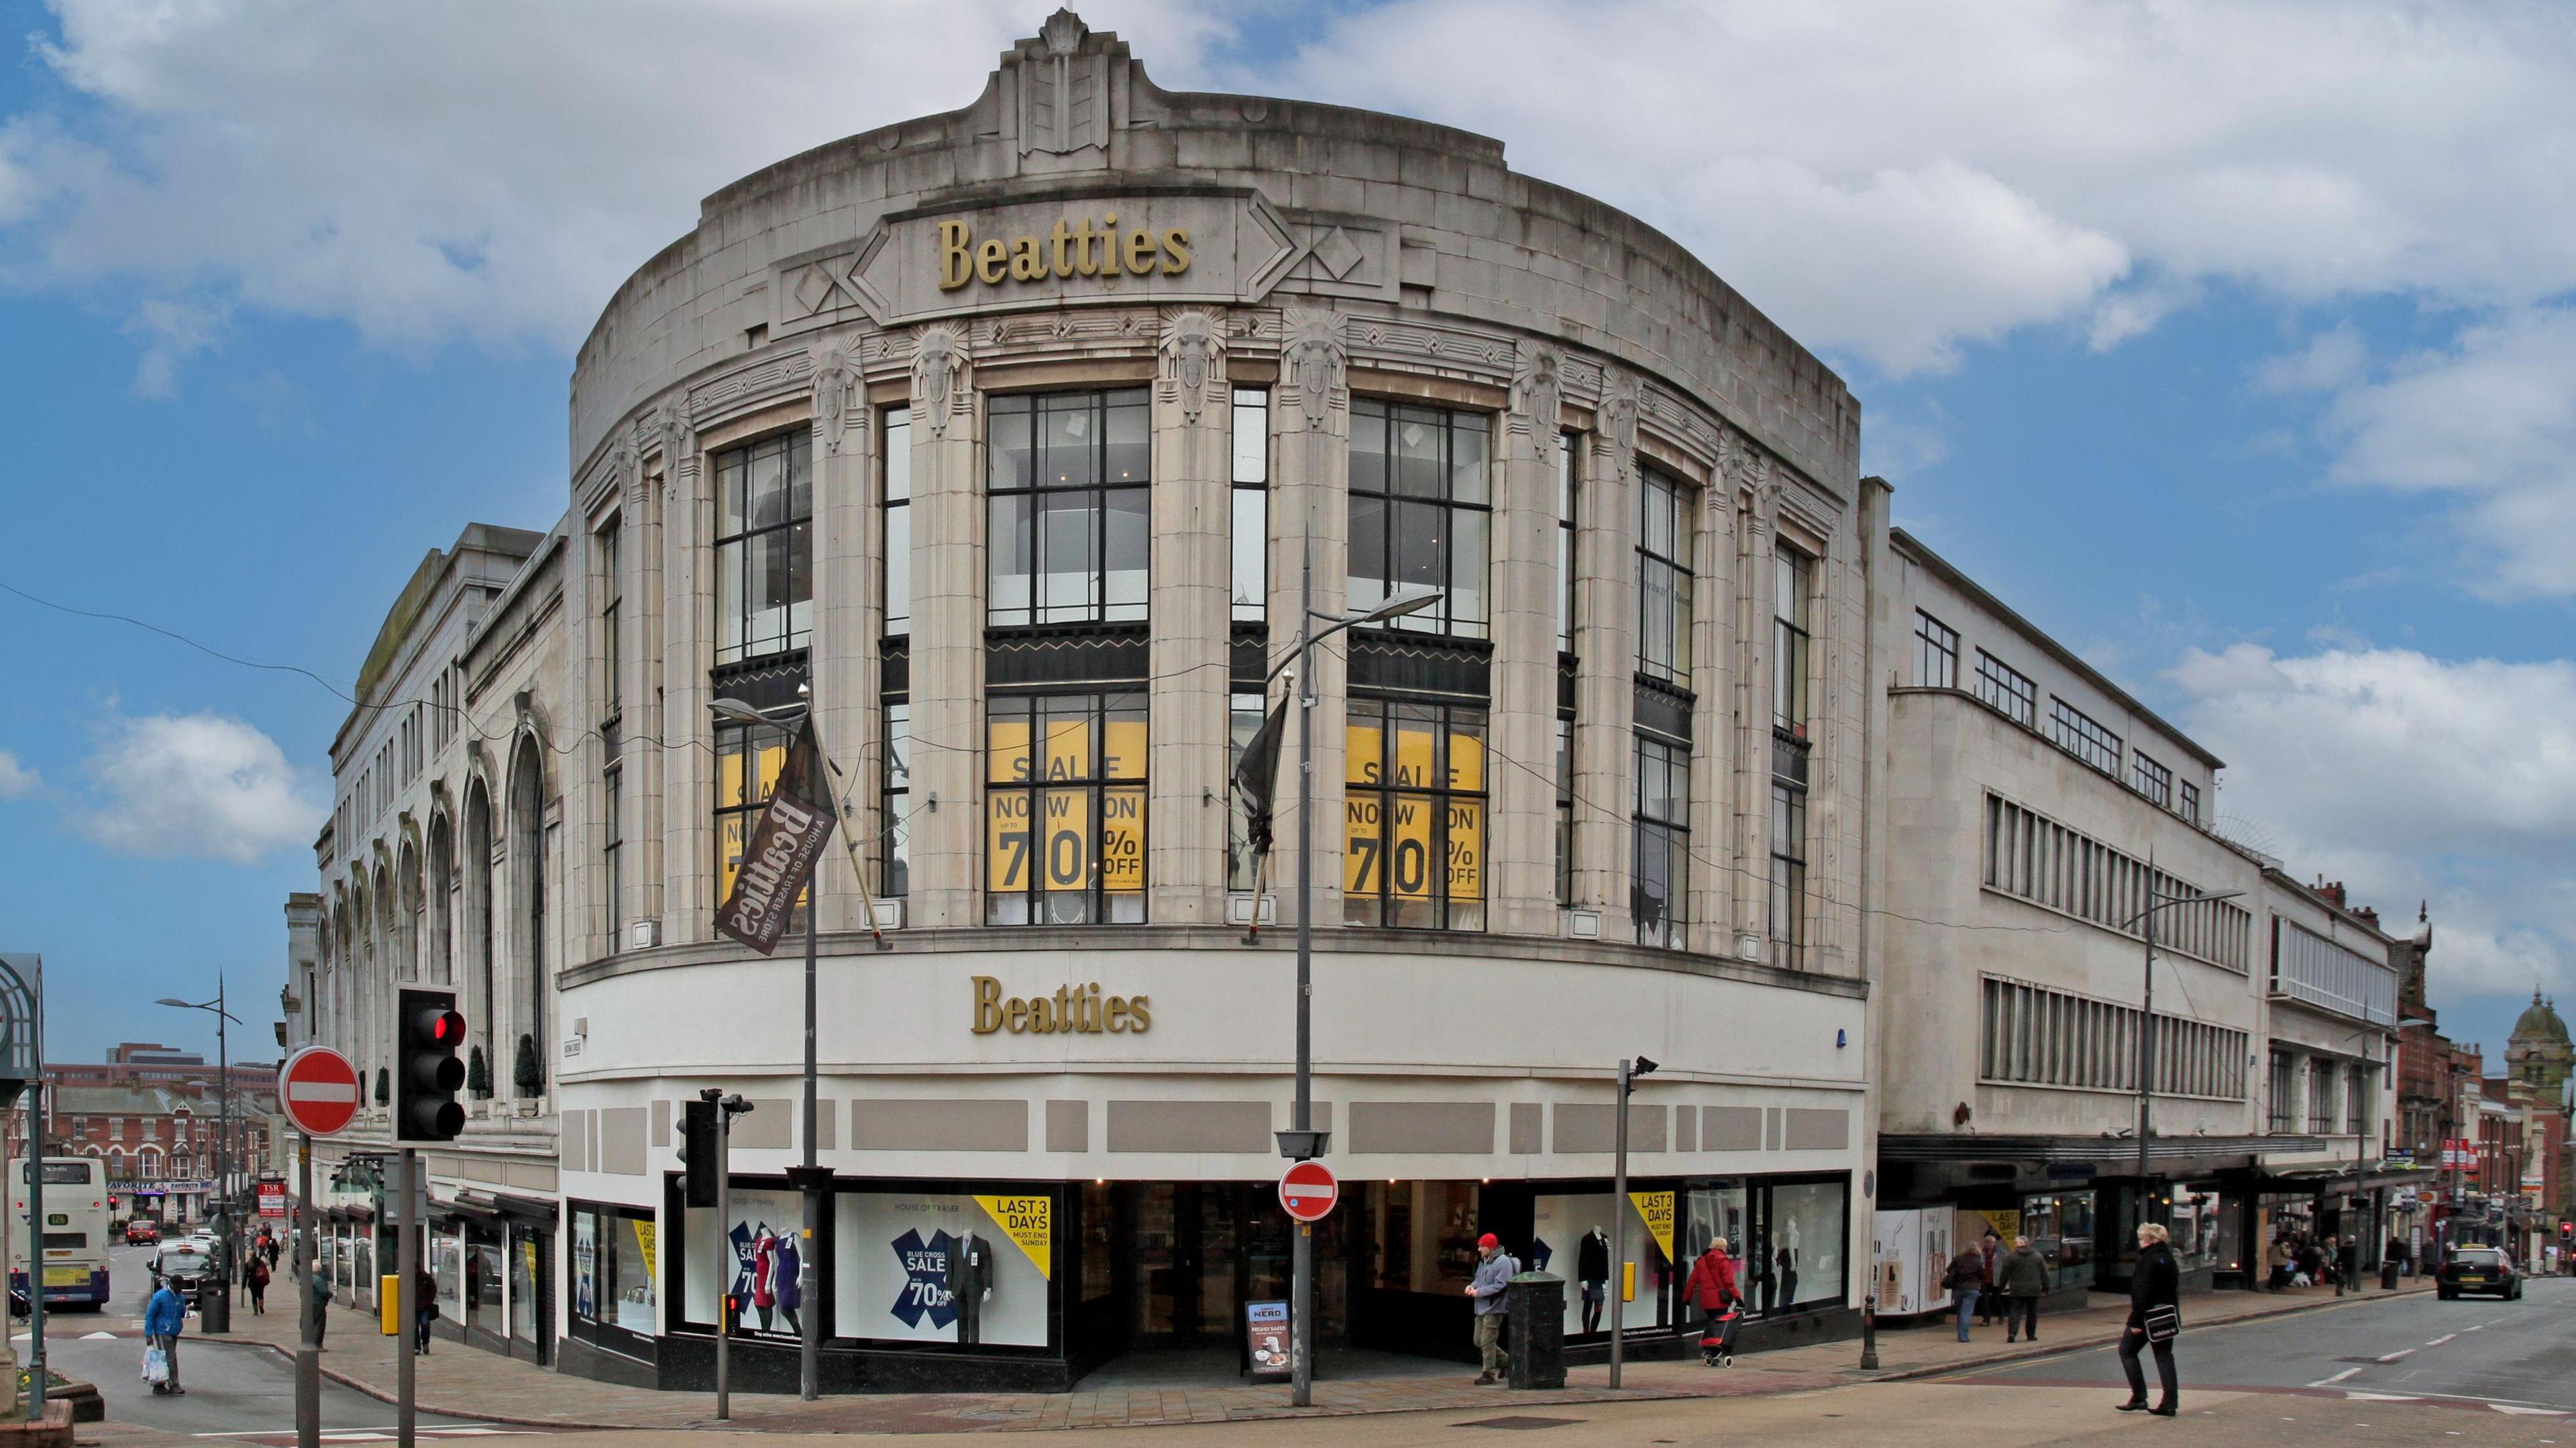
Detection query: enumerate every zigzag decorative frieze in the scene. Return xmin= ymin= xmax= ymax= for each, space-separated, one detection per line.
xmin=1344 ymin=316 xmax=1517 ymax=378
xmin=688 ymin=352 xmax=816 ymax=425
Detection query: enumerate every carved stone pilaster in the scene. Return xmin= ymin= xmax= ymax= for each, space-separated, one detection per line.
xmin=814 ymin=346 xmax=857 ymax=454
xmin=1157 ymin=307 xmax=1226 ymax=425
xmin=911 ymin=324 xmax=970 ymax=437
xmin=1510 ymin=340 xmax=1564 ymax=463
xmin=1280 ymin=307 xmax=1346 ymax=431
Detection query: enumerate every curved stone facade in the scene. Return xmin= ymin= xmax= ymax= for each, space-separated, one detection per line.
xmin=325 ymin=11 xmax=1882 ymax=1394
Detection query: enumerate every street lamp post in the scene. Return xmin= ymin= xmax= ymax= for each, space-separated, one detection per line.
xmin=158 ymin=981 xmax=240 ymax=1331
xmin=711 ymin=688 xmax=888 ymax=1403
xmin=1264 ymin=557 xmax=1442 ymax=1410
xmin=1607 ymin=1055 xmax=1657 ymax=1389
xmin=2123 ymin=877 xmax=2242 ymax=1237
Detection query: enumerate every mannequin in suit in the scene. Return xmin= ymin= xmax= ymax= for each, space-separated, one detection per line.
xmin=945 ymin=1231 xmax=991 ymax=1346
xmin=1577 ymin=1227 xmax=1611 ymax=1335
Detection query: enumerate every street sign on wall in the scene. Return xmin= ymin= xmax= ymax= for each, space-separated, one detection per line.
xmin=277 ymin=1046 xmax=361 ymax=1136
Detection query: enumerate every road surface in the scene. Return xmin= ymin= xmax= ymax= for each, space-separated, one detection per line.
xmin=1951 ymin=1272 xmax=2576 ymax=1414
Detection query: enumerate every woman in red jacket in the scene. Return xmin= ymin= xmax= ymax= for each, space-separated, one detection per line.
xmin=1683 ymin=1236 xmax=1739 ymax=1344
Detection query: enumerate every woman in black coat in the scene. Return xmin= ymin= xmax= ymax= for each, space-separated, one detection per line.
xmin=2116 ymin=1221 xmax=2180 ymax=1416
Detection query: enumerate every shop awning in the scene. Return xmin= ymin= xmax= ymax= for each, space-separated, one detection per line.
xmin=1880 ymin=1133 xmax=2324 ymax=1170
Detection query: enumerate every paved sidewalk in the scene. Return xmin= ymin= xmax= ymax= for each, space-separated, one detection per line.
xmin=172 ymin=1276 xmax=2433 ymax=1433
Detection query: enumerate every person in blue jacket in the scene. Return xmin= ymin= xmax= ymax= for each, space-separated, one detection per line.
xmin=144 ymin=1279 xmax=187 ymax=1396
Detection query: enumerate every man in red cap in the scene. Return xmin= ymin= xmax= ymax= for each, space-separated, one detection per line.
xmin=1464 ymin=1232 xmax=1518 ymax=1383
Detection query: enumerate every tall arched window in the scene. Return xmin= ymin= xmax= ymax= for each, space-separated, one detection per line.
xmin=398 ymin=838 xmax=424 ymax=981
xmin=427 ymin=812 xmax=455 ymax=985
xmin=464 ymin=779 xmax=496 ymax=1094
xmin=508 ymin=736 xmax=549 ymax=1099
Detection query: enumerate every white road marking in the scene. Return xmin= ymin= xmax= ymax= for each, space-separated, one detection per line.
xmin=80 ymin=1330 xmax=116 ymax=1340
xmin=2426 ymin=1333 xmax=2456 ymax=1345
xmin=2347 ymin=1393 xmax=2422 ymax=1402
xmin=2492 ymin=1406 xmax=2567 ymax=1417
xmin=2376 ymin=1349 xmax=2416 ymax=1362
xmin=2311 ymin=1368 xmax=2365 ymax=1386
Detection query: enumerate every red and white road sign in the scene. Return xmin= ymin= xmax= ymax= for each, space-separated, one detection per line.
xmin=1279 ymin=1160 xmax=1339 ymax=1223
xmin=277 ymin=1046 xmax=361 ymax=1137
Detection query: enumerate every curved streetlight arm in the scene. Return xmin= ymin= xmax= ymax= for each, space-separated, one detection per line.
xmin=1263 ymin=588 xmax=1446 ymax=685
xmin=2118 ymin=887 xmax=2244 ymax=932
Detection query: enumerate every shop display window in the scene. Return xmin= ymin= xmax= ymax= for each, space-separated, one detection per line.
xmin=570 ymin=1201 xmax=658 ymax=1359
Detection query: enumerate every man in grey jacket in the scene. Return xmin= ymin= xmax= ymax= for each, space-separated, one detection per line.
xmin=1999 ymin=1235 xmax=2051 ymax=1342
xmin=1464 ymin=1232 xmax=1517 ymax=1384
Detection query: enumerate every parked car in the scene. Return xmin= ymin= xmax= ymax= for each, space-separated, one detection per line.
xmin=123 ymin=1221 xmax=160 ymax=1245
xmin=2438 ymin=1245 xmax=2522 ymax=1300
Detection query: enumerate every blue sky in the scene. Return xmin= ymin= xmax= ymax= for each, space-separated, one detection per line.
xmin=1 ymin=0 xmax=2570 ymax=1066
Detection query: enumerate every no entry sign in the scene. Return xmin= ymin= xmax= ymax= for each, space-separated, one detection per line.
xmin=1279 ymin=1160 xmax=1339 ymax=1223
xmin=277 ymin=1046 xmax=361 ymax=1137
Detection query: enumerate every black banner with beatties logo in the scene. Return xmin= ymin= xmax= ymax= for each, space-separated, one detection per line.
xmin=715 ymin=718 xmax=837 ymax=955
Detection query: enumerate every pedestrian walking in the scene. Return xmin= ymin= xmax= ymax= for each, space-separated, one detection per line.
xmin=1944 ymin=1240 xmax=1987 ymax=1342
xmin=244 ymin=1254 xmax=271 ymax=1315
xmin=1682 ymin=1235 xmax=1739 ymax=1355
xmin=2334 ymin=1237 xmax=2357 ymax=1296
xmin=415 ymin=1267 xmax=439 ymax=1355
xmin=2000 ymin=1234 xmax=2048 ymax=1343
xmin=1976 ymin=1231 xmax=2003 ymax=1325
xmin=144 ymin=1277 xmax=187 ymax=1396
xmin=1462 ymin=1233 xmax=1518 ymax=1385
xmin=2115 ymin=1221 xmax=2180 ymax=1417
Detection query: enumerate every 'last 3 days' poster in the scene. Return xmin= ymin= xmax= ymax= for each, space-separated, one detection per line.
xmin=833 ymin=1192 xmax=1051 ymax=1347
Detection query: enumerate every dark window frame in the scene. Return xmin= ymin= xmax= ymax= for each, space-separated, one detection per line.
xmin=711 ymin=431 xmax=814 ymax=666
xmin=1915 ymin=609 xmax=1958 ymax=689
xmin=881 ymin=404 xmax=912 ymax=637
xmin=986 ymin=389 xmax=1151 ymax=628
xmin=1346 ymin=398 xmax=1491 ymax=640
xmin=2049 ymin=697 xmax=2123 ymax=777
xmin=1638 ymin=467 xmax=1695 ymax=685
xmin=1343 ymin=695 xmax=1487 ymax=932
xmin=1974 ymin=650 xmax=2037 ymax=728
xmin=983 ymin=691 xmax=1148 ymax=926
xmin=1634 ymin=732 xmax=1689 ymax=948
xmin=1231 ymin=388 xmax=1270 ymax=624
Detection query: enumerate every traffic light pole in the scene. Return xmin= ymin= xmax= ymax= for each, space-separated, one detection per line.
xmin=396 ymin=1147 xmax=417 ymax=1448
xmin=714 ymin=1115 xmax=733 ymax=1423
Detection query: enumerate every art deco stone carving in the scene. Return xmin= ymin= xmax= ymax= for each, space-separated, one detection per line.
xmin=911 ymin=324 xmax=971 ymax=437
xmin=1280 ymin=307 xmax=1346 ymax=431
xmin=1157 ymin=308 xmax=1225 ymax=425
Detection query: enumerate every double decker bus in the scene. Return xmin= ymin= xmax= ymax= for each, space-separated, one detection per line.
xmin=8 ymin=1158 xmax=111 ymax=1311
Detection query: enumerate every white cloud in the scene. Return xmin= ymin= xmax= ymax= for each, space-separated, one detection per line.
xmin=74 ymin=713 xmax=322 ymax=865
xmin=2255 ymin=321 xmax=2368 ymax=395
xmin=3 ymin=2 xmax=2573 ymax=378
xmin=2169 ymin=643 xmax=2576 ymax=1005
xmin=0 ymin=750 xmax=40 ymax=799
xmin=2308 ymin=305 xmax=2576 ymax=598
xmin=121 ymin=298 xmax=227 ymax=398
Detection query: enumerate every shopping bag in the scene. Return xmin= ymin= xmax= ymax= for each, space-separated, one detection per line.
xmin=142 ymin=1346 xmax=169 ymax=1385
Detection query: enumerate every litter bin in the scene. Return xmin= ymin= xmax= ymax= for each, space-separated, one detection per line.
xmin=2380 ymin=1261 xmax=2400 ymax=1290
xmin=195 ymin=1275 xmax=229 ymax=1333
xmin=1505 ymin=1272 xmax=1565 ymax=1390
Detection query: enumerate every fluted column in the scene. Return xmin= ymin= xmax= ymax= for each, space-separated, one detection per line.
xmin=661 ymin=416 xmax=713 ymax=946
xmin=1572 ymin=376 xmax=1640 ymax=940
xmin=907 ymin=325 xmax=986 ymax=930
xmin=1148 ymin=308 xmax=1232 ymax=924
xmin=1271 ymin=307 xmax=1350 ymax=930
xmin=1488 ymin=341 xmax=1564 ymax=936
xmin=1685 ymin=461 xmax=1735 ymax=956
xmin=629 ymin=417 xmax=667 ymax=944
xmin=809 ymin=345 xmax=869 ymax=933
xmin=1729 ymin=466 xmax=1777 ymax=955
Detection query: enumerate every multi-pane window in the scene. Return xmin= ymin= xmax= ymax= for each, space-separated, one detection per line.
xmin=1977 ymin=976 xmax=2247 ymax=1099
xmin=2132 ymin=750 xmax=2173 ymax=808
xmin=598 ymin=520 xmax=622 ymax=950
xmin=1231 ymin=389 xmax=1269 ymax=624
xmin=2180 ymin=781 xmax=2202 ymax=826
xmin=1634 ymin=735 xmax=1688 ymax=948
xmin=1554 ymin=714 xmax=1575 ymax=908
xmin=1228 ymin=690 xmax=1267 ymax=892
xmin=1915 ymin=610 xmax=1958 ymax=689
xmin=713 ymin=433 xmax=813 ymax=665
xmin=714 ymin=717 xmax=796 ymax=909
xmin=881 ymin=406 xmax=911 ymax=636
xmin=2268 ymin=1051 xmax=2298 ymax=1131
xmin=1343 ymin=698 xmax=1486 ymax=930
xmin=1772 ymin=545 xmax=1813 ymax=736
xmin=2346 ymin=1062 xmax=2369 ymax=1135
xmin=1770 ymin=737 xmax=1807 ymax=968
xmin=601 ymin=723 xmax=624 ymax=951
xmin=1556 ymin=436 xmax=1578 ymax=654
xmin=985 ymin=693 xmax=1146 ymax=924
xmin=1975 ymin=650 xmax=2037 ymax=727
xmin=1981 ymin=793 xmax=2253 ymax=970
xmin=1346 ymin=399 xmax=1489 ymax=637
xmin=1638 ymin=468 xmax=1694 ymax=683
xmin=2049 ymin=698 xmax=2122 ymax=777
xmin=987 ymin=390 xmax=1149 ymax=627
xmin=2307 ymin=1057 xmax=2339 ymax=1133
xmin=879 ymin=702 xmax=910 ymax=899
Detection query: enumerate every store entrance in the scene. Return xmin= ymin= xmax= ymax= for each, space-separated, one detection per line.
xmin=1104 ymin=1182 xmax=1328 ymax=1353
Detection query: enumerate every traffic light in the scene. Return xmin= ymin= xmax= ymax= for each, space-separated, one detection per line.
xmin=394 ymin=985 xmax=468 ymax=1144
xmin=681 ymin=1098 xmax=718 ymax=1208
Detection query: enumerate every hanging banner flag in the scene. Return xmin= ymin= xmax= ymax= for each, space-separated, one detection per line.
xmin=716 ymin=718 xmax=837 ymax=954
xmin=975 ymin=1194 xmax=1053 ymax=1280
xmin=1231 ymin=691 xmax=1290 ymax=858
xmin=1629 ymin=1190 xmax=1675 ymax=1265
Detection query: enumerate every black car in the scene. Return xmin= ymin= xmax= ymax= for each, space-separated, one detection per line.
xmin=2437 ymin=1245 xmax=2522 ymax=1300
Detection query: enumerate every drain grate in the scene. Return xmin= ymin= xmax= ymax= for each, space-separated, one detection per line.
xmin=1452 ymin=1417 xmax=1586 ymax=1431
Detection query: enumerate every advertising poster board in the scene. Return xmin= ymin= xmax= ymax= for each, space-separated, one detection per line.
xmin=1244 ymin=1299 xmax=1290 ymax=1380
xmin=832 ymin=1191 xmax=1050 ymax=1347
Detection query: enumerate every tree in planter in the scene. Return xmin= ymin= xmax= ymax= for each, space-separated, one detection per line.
xmin=374 ymin=1067 xmax=390 ymax=1105
xmin=467 ymin=1044 xmax=492 ymax=1099
xmin=513 ymin=1033 xmax=544 ymax=1099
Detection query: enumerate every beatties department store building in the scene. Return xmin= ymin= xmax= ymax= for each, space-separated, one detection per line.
xmin=315 ymin=13 xmax=1888 ymax=1392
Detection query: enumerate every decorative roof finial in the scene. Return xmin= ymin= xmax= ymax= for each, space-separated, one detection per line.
xmin=1041 ymin=8 xmax=1087 ymax=56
